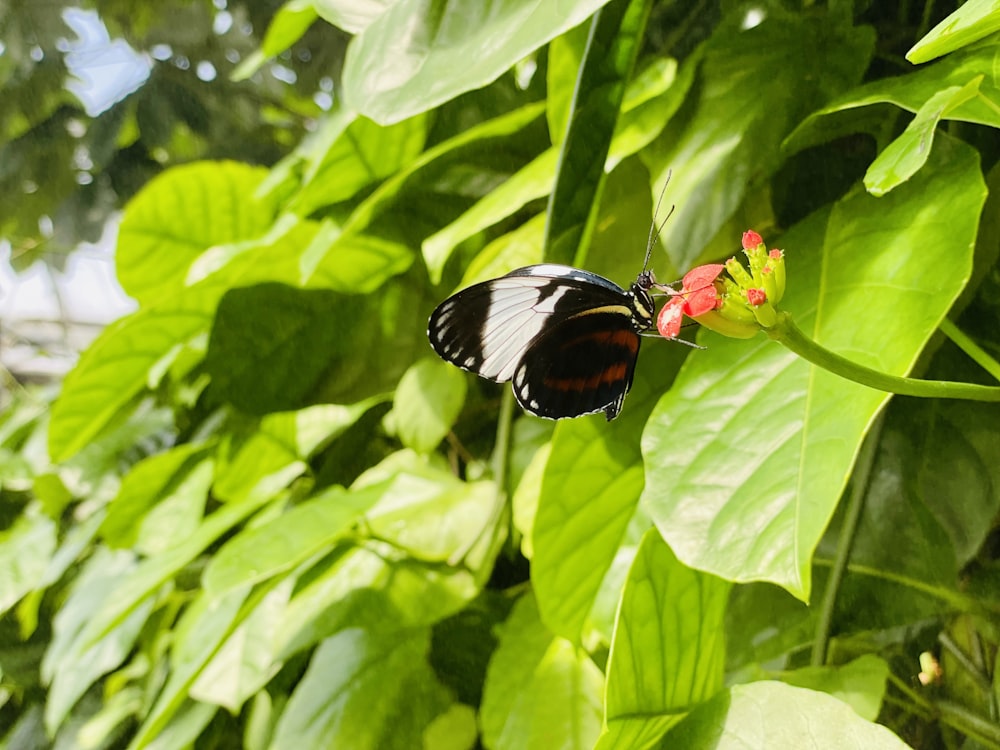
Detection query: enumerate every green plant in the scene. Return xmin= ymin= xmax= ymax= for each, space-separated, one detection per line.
xmin=3 ymin=1 xmax=1000 ymax=748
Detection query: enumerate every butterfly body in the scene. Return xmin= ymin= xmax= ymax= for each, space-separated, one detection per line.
xmin=427 ymin=264 xmax=656 ymax=420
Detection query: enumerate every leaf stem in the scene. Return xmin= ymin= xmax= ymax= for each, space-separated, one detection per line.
xmin=767 ymin=312 xmax=1000 ymax=401
xmin=810 ymin=412 xmax=883 ymax=666
xmin=939 ymin=317 xmax=1000 ymax=383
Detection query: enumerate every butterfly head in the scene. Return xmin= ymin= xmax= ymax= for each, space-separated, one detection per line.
xmin=629 ymin=269 xmax=657 ymax=332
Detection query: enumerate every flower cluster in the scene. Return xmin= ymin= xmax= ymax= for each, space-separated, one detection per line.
xmin=657 ymin=230 xmax=786 ymax=340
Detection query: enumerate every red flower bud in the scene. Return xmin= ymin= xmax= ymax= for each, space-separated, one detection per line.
xmin=742 ymin=230 xmax=763 ymax=250
xmin=746 ymin=288 xmax=767 ymax=306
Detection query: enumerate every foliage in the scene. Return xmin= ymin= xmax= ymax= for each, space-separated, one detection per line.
xmin=3 ymin=1 xmax=1000 ymax=749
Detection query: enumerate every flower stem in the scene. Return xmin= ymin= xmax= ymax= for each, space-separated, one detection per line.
xmin=768 ymin=312 xmax=1000 ymax=401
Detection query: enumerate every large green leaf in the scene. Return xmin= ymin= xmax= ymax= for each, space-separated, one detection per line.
xmin=47 ymin=216 xmax=317 ymax=462
xmin=778 ymin=655 xmax=890 ymax=722
xmin=205 ymin=278 xmax=425 ymax=414
xmin=596 ymin=531 xmax=729 ymax=750
xmin=0 ymin=505 xmax=55 ymax=617
xmin=422 ymin=54 xmax=679 ymax=281
xmin=642 ymin=136 xmax=986 ymax=599
xmin=341 ymin=0 xmax=614 ymax=124
xmin=665 ymin=681 xmax=910 ymax=749
xmin=116 ymin=162 xmax=275 ymax=307
xmin=647 ymin=13 xmax=873 ymax=270
xmin=532 ymin=340 xmax=685 ymax=643
xmin=269 ymin=627 xmax=451 ymax=750
xmin=864 ymin=77 xmax=981 ymax=196
xmin=907 ymin=0 xmax=1000 ymax=63
xmin=544 ymin=0 xmax=651 ymax=265
xmin=203 ymin=483 xmax=388 ymax=595
xmin=788 ymin=38 xmax=1000 ymax=152
xmin=42 ymin=548 xmax=154 ymax=734
xmin=480 ymin=594 xmax=603 ymax=750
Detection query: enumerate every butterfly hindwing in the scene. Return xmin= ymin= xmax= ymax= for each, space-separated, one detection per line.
xmin=511 ymin=309 xmax=641 ymax=420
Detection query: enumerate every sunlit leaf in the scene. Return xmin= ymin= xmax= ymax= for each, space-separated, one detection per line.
xmin=204 ymin=483 xmax=387 ymax=595
xmin=666 ymin=681 xmax=910 ymax=748
xmin=596 ymin=531 xmax=729 ymax=750
xmin=864 ymin=76 xmax=981 ymax=196
xmin=342 ymin=0 xmax=614 ymax=124
xmin=270 ymin=627 xmax=451 ymax=749
xmin=117 ymin=162 xmax=274 ymax=307
xmin=390 ymin=358 xmax=467 ymax=454
xmin=907 ymin=0 xmax=1000 ymax=63
xmin=642 ymin=136 xmax=986 ymax=599
xmin=647 ymin=14 xmax=874 ymax=270
xmin=481 ymin=594 xmax=603 ymax=750
xmin=533 ymin=341 xmax=685 ymax=643
xmin=779 ymin=655 xmax=890 ymax=721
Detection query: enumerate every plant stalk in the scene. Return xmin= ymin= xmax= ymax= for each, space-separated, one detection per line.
xmin=767 ymin=312 xmax=1000 ymax=401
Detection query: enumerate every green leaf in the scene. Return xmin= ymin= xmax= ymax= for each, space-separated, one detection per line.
xmin=233 ymin=0 xmax=318 ymax=80
xmin=205 ymin=279 xmax=426 ymax=414
xmin=189 ymin=580 xmax=294 ymax=712
xmin=864 ymin=77 xmax=981 ymax=196
xmin=647 ymin=14 xmax=874 ymax=270
xmin=270 ymin=627 xmax=451 ymax=750
xmin=203 ymin=483 xmax=386 ymax=595
xmin=642 ymin=136 xmax=986 ymax=599
xmin=274 ymin=544 xmax=479 ymax=659
xmin=342 ymin=0 xmax=615 ymax=125
xmin=301 ymin=224 xmax=415 ymax=293
xmin=128 ymin=587 xmax=248 ymax=749
xmin=907 ymin=0 xmax=1000 ymax=63
xmin=211 ymin=411 xmax=313 ymax=504
xmin=287 ymin=113 xmax=429 ymax=216
xmin=313 ymin=0 xmax=393 ymax=34
xmin=0 ymin=506 xmax=56 ymax=617
xmin=666 ymin=681 xmax=910 ymax=749
xmin=100 ymin=443 xmax=211 ymax=548
xmin=546 ymin=22 xmax=591 ymax=146
xmin=116 ymin=162 xmax=274 ymax=307
xmin=779 ymin=655 xmax=890 ymax=722
xmin=480 ymin=594 xmax=603 ymax=750
xmin=48 ymin=217 xmax=318 ymax=462
xmin=596 ymin=531 xmax=729 ymax=750
xmin=544 ymin=0 xmax=651 ymax=265
xmin=479 ymin=593 xmax=554 ymax=746
xmin=356 ymin=450 xmax=498 ymax=566
xmin=421 ymin=55 xmax=678 ymax=279
xmin=389 ymin=358 xmax=467 ymax=453
xmin=42 ymin=548 xmax=155 ymax=734
xmin=789 ymin=40 xmax=1000 ymax=146
xmin=532 ymin=341 xmax=685 ymax=642
xmin=345 ymin=101 xmax=547 ymax=238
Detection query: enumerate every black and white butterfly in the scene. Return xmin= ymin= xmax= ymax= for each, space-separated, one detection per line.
xmin=427 ymin=263 xmax=658 ymax=420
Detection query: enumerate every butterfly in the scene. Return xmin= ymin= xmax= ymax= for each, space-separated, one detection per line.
xmin=427 ymin=263 xmax=659 ymax=420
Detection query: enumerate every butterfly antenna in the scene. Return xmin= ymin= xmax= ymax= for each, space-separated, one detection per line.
xmin=643 ymin=169 xmax=675 ymax=272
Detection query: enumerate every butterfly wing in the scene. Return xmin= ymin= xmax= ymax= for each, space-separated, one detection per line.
xmin=511 ymin=309 xmax=641 ymax=420
xmin=427 ymin=265 xmax=632 ymax=384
